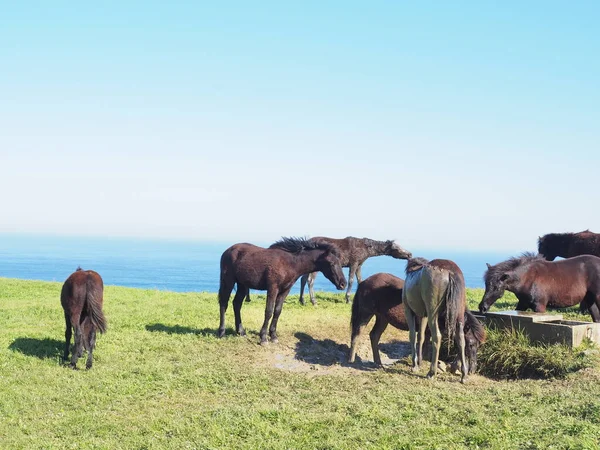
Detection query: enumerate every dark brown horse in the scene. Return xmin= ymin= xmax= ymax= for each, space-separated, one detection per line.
xmin=218 ymin=237 xmax=346 ymax=345
xmin=298 ymin=237 xmax=412 ymax=305
xmin=61 ymin=268 xmax=107 ymax=369
xmin=348 ymin=273 xmax=485 ymax=373
xmin=478 ymin=252 xmax=600 ymax=322
xmin=538 ymin=229 xmax=600 ymax=261
xmin=403 ymin=258 xmax=469 ymax=382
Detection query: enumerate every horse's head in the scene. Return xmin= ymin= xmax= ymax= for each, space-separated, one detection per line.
xmin=316 ymin=248 xmax=346 ymax=291
xmin=478 ymin=262 xmax=512 ymax=313
xmin=537 ymin=236 xmax=557 ymax=261
xmin=386 ymin=241 xmax=412 ymax=260
xmin=464 ymin=311 xmax=486 ymax=373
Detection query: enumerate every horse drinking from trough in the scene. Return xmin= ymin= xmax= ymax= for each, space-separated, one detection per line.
xmin=298 ymin=236 xmax=412 ymax=305
xmin=478 ymin=252 xmax=600 ymax=322
xmin=218 ymin=237 xmax=346 ymax=345
xmin=61 ymin=268 xmax=107 ymax=369
xmin=538 ymin=229 xmax=600 ymax=261
xmin=403 ymin=258 xmax=469 ymax=383
xmin=348 ymin=273 xmax=485 ymax=374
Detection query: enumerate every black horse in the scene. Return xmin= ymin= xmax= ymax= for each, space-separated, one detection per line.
xmin=61 ymin=268 xmax=107 ymax=369
xmin=218 ymin=237 xmax=346 ymax=345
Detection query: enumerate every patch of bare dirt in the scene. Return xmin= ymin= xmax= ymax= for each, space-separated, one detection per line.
xmin=256 ymin=330 xmax=413 ymax=376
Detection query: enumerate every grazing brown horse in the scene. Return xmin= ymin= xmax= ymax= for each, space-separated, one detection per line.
xmin=348 ymin=273 xmax=485 ymax=374
xmin=478 ymin=252 xmax=600 ymax=322
xmin=403 ymin=258 xmax=469 ymax=382
xmin=538 ymin=229 xmax=600 ymax=261
xmin=298 ymin=237 xmax=412 ymax=305
xmin=61 ymin=268 xmax=107 ymax=369
xmin=218 ymin=237 xmax=346 ymax=345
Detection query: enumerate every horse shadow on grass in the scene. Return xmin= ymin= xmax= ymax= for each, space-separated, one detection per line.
xmin=293 ymin=332 xmax=411 ymax=372
xmin=9 ymin=337 xmax=63 ymax=360
xmin=145 ymin=323 xmax=241 ymax=337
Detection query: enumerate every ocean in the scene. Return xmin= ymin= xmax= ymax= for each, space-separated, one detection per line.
xmin=0 ymin=234 xmax=516 ymax=293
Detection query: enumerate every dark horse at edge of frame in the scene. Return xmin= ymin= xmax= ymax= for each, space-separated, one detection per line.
xmin=298 ymin=236 xmax=412 ymax=305
xmin=61 ymin=267 xmax=107 ymax=369
xmin=478 ymin=252 xmax=600 ymax=322
xmin=348 ymin=273 xmax=485 ymax=374
xmin=403 ymin=257 xmax=469 ymax=383
xmin=538 ymin=229 xmax=600 ymax=261
xmin=218 ymin=237 xmax=346 ymax=345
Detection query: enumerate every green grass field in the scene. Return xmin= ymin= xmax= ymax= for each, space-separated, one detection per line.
xmin=1 ymin=278 xmax=599 ymax=449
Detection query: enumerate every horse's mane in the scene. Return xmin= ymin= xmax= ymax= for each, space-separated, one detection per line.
xmin=269 ymin=236 xmax=335 ymax=254
xmin=465 ymin=310 xmax=486 ymax=343
xmin=405 ymin=257 xmax=429 ymax=274
xmin=484 ymin=252 xmax=542 ymax=285
xmin=538 ymin=230 xmax=597 ymax=246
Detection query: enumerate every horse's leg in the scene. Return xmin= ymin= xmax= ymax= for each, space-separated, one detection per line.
xmin=349 ymin=311 xmax=374 ymax=363
xmin=369 ymin=316 xmax=389 ymax=366
xmin=268 ymin=288 xmax=291 ymax=344
xmin=417 ymin=316 xmax=428 ymax=367
xmin=85 ymin=328 xmax=97 ymax=370
xmin=218 ymin=278 xmax=235 ymax=338
xmin=259 ymin=289 xmax=279 ymax=345
xmin=346 ymin=266 xmax=357 ymax=303
xmin=427 ymin=314 xmax=442 ymax=379
xmin=69 ymin=317 xmax=83 ymax=369
xmin=308 ymin=272 xmax=317 ymax=305
xmin=404 ymin=304 xmax=419 ymax=372
xmin=457 ymin=321 xmax=468 ymax=383
xmin=233 ymin=284 xmax=248 ymax=336
xmin=299 ymin=274 xmax=308 ymax=306
xmin=63 ymin=311 xmax=72 ymax=362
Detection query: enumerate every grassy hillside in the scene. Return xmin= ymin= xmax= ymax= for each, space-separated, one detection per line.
xmin=0 ymin=278 xmax=599 ymax=449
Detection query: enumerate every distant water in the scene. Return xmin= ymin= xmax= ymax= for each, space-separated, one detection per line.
xmin=0 ymin=235 xmax=516 ymax=293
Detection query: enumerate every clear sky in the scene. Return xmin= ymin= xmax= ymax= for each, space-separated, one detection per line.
xmin=1 ymin=2 xmax=598 ymax=251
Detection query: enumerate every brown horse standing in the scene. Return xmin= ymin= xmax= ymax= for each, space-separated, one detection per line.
xmin=298 ymin=237 xmax=412 ymax=305
xmin=348 ymin=273 xmax=485 ymax=373
xmin=218 ymin=237 xmax=346 ymax=345
xmin=478 ymin=252 xmax=600 ymax=322
xmin=538 ymin=230 xmax=600 ymax=261
xmin=61 ymin=268 xmax=107 ymax=369
xmin=403 ymin=258 xmax=469 ymax=382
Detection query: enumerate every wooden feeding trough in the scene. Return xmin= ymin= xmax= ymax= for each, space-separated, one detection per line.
xmin=471 ymin=310 xmax=600 ymax=348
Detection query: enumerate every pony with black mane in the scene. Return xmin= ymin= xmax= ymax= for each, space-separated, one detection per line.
xmin=478 ymin=252 xmax=600 ymax=322
xmin=218 ymin=237 xmax=346 ymax=345
xmin=402 ymin=257 xmax=469 ymax=383
xmin=538 ymin=229 xmax=600 ymax=261
xmin=348 ymin=272 xmax=486 ymax=374
xmin=297 ymin=236 xmax=411 ymax=305
xmin=61 ymin=267 xmax=107 ymax=369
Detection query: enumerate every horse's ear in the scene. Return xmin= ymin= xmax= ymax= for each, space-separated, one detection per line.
xmin=486 ymin=263 xmax=491 ymax=269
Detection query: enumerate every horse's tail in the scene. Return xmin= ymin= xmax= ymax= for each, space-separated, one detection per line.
xmin=218 ymin=253 xmax=230 ymax=308
xmin=350 ymin=282 xmax=364 ymax=338
xmin=443 ymin=271 xmax=465 ymax=350
xmin=85 ymin=274 xmax=107 ymax=334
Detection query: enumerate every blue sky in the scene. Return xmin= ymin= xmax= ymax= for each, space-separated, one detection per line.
xmin=1 ymin=2 xmax=598 ymax=251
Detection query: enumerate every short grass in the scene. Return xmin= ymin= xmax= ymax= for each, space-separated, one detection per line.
xmin=1 ymin=278 xmax=600 ymax=449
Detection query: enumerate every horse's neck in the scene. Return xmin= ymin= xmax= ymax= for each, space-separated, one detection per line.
xmin=363 ymin=239 xmax=388 ymax=257
xmin=292 ymin=250 xmax=323 ymax=275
